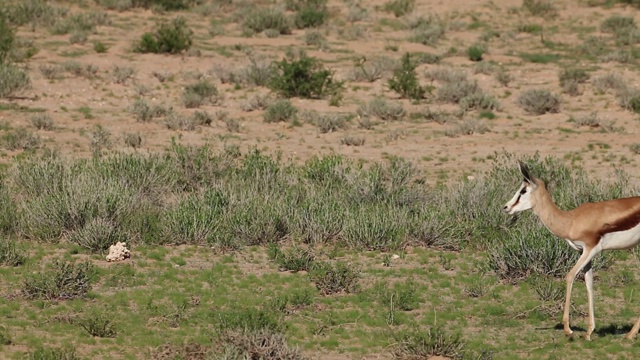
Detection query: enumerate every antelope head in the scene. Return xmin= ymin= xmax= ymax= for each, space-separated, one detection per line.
xmin=503 ymin=162 xmax=537 ymax=215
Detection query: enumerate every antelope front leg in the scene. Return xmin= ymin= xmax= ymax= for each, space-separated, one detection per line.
xmin=584 ymin=263 xmax=595 ymax=340
xmin=563 ymin=249 xmax=595 ymax=337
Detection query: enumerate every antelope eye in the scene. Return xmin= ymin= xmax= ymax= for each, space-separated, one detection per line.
xmin=520 ymin=187 xmax=527 ymax=195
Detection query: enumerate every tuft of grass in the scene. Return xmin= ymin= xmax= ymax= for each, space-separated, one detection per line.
xmin=123 ymin=132 xmax=143 ymax=149
xmin=24 ymin=346 xmax=81 ymax=360
xmin=340 ymin=135 xmax=365 ymax=146
xmin=517 ymin=89 xmax=561 ymax=115
xmin=111 ymin=65 xmax=135 ymax=84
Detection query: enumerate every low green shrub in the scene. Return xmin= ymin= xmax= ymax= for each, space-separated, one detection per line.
xmin=269 ymin=55 xmax=341 ymax=99
xmin=135 ymin=17 xmax=193 ymax=54
xmin=388 ymin=53 xmax=427 ymax=100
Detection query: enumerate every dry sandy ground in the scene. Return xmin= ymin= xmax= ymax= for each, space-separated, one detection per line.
xmin=3 ymin=0 xmax=640 ymax=183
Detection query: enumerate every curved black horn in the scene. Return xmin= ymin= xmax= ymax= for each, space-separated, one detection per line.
xmin=518 ymin=161 xmax=534 ymax=183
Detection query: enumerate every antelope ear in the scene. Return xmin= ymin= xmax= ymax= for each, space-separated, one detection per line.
xmin=518 ymin=161 xmax=534 ymax=184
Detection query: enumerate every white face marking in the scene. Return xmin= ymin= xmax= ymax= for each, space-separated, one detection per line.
xmin=503 ymin=182 xmax=533 ymax=215
xmin=600 ymin=223 xmax=640 ymax=250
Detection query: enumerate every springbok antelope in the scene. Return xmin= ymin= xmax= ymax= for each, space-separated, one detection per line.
xmin=503 ymin=162 xmax=640 ymax=340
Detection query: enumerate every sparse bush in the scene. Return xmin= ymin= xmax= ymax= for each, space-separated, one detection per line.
xmin=517 ymin=89 xmax=561 ymax=115
xmin=89 ymin=125 xmax=112 ymax=156
xmin=572 ymin=111 xmax=620 ymax=132
xmin=293 ymin=0 xmax=329 ymax=29
xmin=67 ymin=217 xmax=123 ymax=253
xmin=392 ymin=327 xmax=465 ymax=359
xmin=243 ymin=8 xmax=291 ymax=35
xmin=93 ymin=40 xmax=108 ymax=53
xmin=164 ymin=112 xmax=196 ymax=131
xmin=310 ymin=112 xmax=351 ymax=133
xmin=0 ymin=64 xmax=31 ymax=98
xmin=601 ymin=15 xmax=636 ymax=34
xmin=182 ymin=79 xmax=220 ymax=108
xmin=30 ymin=113 xmax=54 ymax=130
xmin=78 ymin=310 xmax=117 ymax=338
xmin=630 ymin=143 xmax=640 ymax=154
xmin=1 ymin=128 xmax=41 ymax=150
xmin=343 ymin=204 xmax=406 ymax=250
xmin=0 ymin=16 xmax=15 ymax=65
xmin=410 ymin=16 xmax=445 ymax=46
xmin=303 ymin=30 xmax=327 ymax=47
xmin=130 ymin=99 xmax=168 ymax=122
xmin=559 ymin=67 xmax=589 ymax=96
xmin=618 ymin=87 xmax=640 ymax=113
xmin=123 ymin=132 xmax=143 ymax=148
xmin=269 ymin=55 xmax=341 ymax=99
xmin=23 ymin=259 xmax=95 ymax=300
xmin=357 ymin=97 xmax=406 ymax=121
xmin=268 ymin=244 xmax=315 ymax=272
xmin=241 ymin=93 xmax=272 ymax=111
xmin=111 ymin=65 xmax=135 ymax=84
xmin=135 ymin=17 xmax=193 ymax=54
xmin=263 ymin=99 xmax=298 ymax=123
xmin=341 ymin=135 xmax=365 ymax=146
xmin=522 ymin=0 xmax=557 ymax=18
xmin=593 ymin=72 xmax=627 ymax=94
xmin=494 ymin=69 xmax=512 ymax=87
xmin=349 ymin=56 xmax=397 ymax=82
xmin=39 ymin=64 xmax=62 ymax=80
xmin=309 ymin=261 xmax=359 ymax=295
xmin=459 ymin=92 xmax=500 ymax=112
xmin=24 ymin=346 xmax=81 ymax=360
xmin=383 ymin=0 xmax=415 ymax=17
xmin=388 ymin=53 xmax=427 ymax=100
xmin=217 ymin=329 xmax=307 ymax=360
xmin=528 ymin=275 xmax=564 ymax=302
xmin=445 ymin=118 xmax=490 ymax=137
xmin=160 ymin=189 xmax=227 ymax=245
xmin=49 ymin=12 xmax=110 ymax=35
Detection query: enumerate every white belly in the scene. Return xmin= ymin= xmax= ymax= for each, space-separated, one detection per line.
xmin=600 ymin=223 xmax=640 ymax=250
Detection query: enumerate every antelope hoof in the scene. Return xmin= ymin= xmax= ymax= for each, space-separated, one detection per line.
xmin=624 ymin=333 xmax=637 ymax=340
xmin=564 ymin=329 xmax=573 ymax=337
